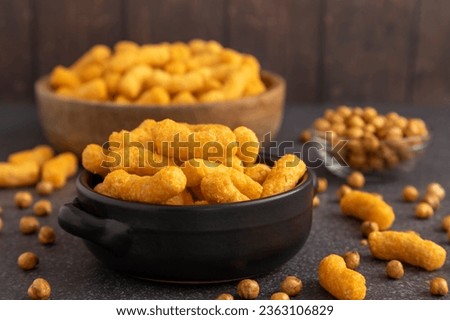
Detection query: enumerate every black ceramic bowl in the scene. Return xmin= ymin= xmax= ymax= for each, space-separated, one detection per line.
xmin=59 ymin=159 xmax=316 ymax=283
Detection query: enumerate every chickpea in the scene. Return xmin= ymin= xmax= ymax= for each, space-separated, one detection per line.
xmin=336 ymin=184 xmax=352 ymax=200
xmin=14 ymin=191 xmax=33 ymax=209
xmin=237 ymin=279 xmax=260 ymax=299
xmin=299 ymin=129 xmax=312 ymax=143
xmin=362 ymin=107 xmax=378 ymax=122
xmin=422 ymin=193 xmax=440 ymax=210
xmin=386 ymin=260 xmax=404 ymax=279
xmin=385 ymin=127 xmax=403 ymax=140
xmin=271 ymin=292 xmax=290 ymax=300
xmin=426 ymin=183 xmax=445 ymax=201
xmin=364 ymin=123 xmax=376 ymax=134
xmin=430 ymin=277 xmax=448 ymax=296
xmin=442 ymin=215 xmax=450 ymax=232
xmin=19 ymin=216 xmax=40 ymax=234
xmin=216 ymin=293 xmax=234 ymax=300
xmin=336 ymin=105 xmax=352 ymax=118
xmin=17 ymin=252 xmax=39 ymax=270
xmin=402 ymin=185 xmax=419 ymax=202
xmin=415 ymin=202 xmax=434 ymax=219
xmin=360 ymin=239 xmax=368 ymax=246
xmin=280 ymin=276 xmax=303 ymax=297
xmin=347 ymin=171 xmax=365 ymax=189
xmin=324 ymin=108 xmax=335 ymax=121
xmin=368 ymin=156 xmax=384 ymax=172
xmin=38 ymin=226 xmax=56 ymax=245
xmin=313 ymin=196 xmax=320 ymax=208
xmin=361 ymin=221 xmax=379 ymax=238
xmin=331 ymin=123 xmax=346 ymax=136
xmin=27 ymin=278 xmax=51 ymax=300
xmin=343 ymin=251 xmax=360 ymax=270
xmin=347 ymin=115 xmax=365 ymax=128
xmin=353 ymin=107 xmax=364 ymax=116
xmin=345 ymin=127 xmax=364 ymax=139
xmin=362 ymin=134 xmax=380 ymax=152
xmin=316 ymin=177 xmax=328 ymax=193
xmin=33 ymin=199 xmax=52 ymax=217
xmin=314 ymin=118 xmax=330 ymax=132
xmin=36 ymin=181 xmax=54 ymax=196
xmin=371 ymin=115 xmax=386 ymax=129
xmin=329 ymin=113 xmax=344 ymax=124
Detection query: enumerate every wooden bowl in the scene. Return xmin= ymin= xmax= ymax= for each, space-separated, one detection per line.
xmin=35 ymin=71 xmax=286 ymax=156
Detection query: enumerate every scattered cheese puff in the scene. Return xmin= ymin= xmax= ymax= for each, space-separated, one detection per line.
xmin=261 ymin=154 xmax=306 ymax=197
xmin=41 ymin=152 xmax=78 ymax=189
xmin=81 ymin=144 xmax=110 ymax=177
xmin=96 ymin=167 xmax=186 ymax=204
xmin=0 ymin=162 xmax=39 ymax=187
xmin=136 ymin=86 xmax=170 ymax=105
xmin=318 ymin=254 xmax=366 ymax=300
xmin=340 ymin=191 xmax=395 ymax=230
xmin=8 ymin=145 xmax=54 ymax=166
xmin=244 ymin=163 xmax=271 ymax=184
xmin=234 ymin=126 xmax=259 ymax=165
xmin=368 ymin=231 xmax=446 ymax=271
xmin=75 ymin=78 xmax=108 ymax=101
xmin=201 ymin=171 xmax=249 ymax=203
xmin=50 ymin=66 xmax=80 ymax=89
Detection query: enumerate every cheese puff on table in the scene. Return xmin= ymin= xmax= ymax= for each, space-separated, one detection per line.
xmin=164 ymin=189 xmax=194 ymax=205
xmin=0 ymin=162 xmax=39 ymax=187
xmin=136 ymin=44 xmax=170 ymax=67
xmin=172 ymin=91 xmax=197 ymax=104
xmin=261 ymin=154 xmax=307 ymax=197
xmin=368 ymin=231 xmax=446 ymax=271
xmin=118 ymin=64 xmax=153 ymax=99
xmin=81 ymin=144 xmax=110 ymax=177
xmin=70 ymin=44 xmax=111 ymax=74
xmin=201 ymin=171 xmax=249 ymax=203
xmin=50 ymin=66 xmax=80 ymax=89
xmin=244 ymin=163 xmax=271 ymax=184
xmin=318 ymin=254 xmax=366 ymax=300
xmin=95 ymin=167 xmax=186 ymax=204
xmin=136 ymin=86 xmax=170 ymax=105
xmin=233 ymin=126 xmax=259 ymax=165
xmin=340 ymin=191 xmax=395 ymax=230
xmin=8 ymin=145 xmax=54 ymax=166
xmin=42 ymin=152 xmax=78 ymax=189
xmin=75 ymin=78 xmax=108 ymax=101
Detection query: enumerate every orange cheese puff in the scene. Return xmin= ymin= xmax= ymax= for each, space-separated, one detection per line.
xmin=137 ymin=44 xmax=170 ymax=67
xmin=244 ymin=77 xmax=266 ymax=96
xmin=164 ymin=189 xmax=194 ymax=205
xmin=189 ymin=185 xmax=205 ymax=201
xmin=172 ymin=91 xmax=197 ymax=104
xmin=168 ymin=72 xmax=204 ymax=93
xmin=8 ymin=145 xmax=54 ymax=166
xmin=151 ymin=119 xmax=192 ymax=158
xmin=244 ymin=163 xmax=271 ymax=184
xmin=318 ymin=254 xmax=366 ymax=300
xmin=189 ymin=39 xmax=207 ymax=54
xmin=78 ymin=63 xmax=104 ymax=82
xmin=165 ymin=61 xmax=187 ymax=75
xmin=205 ymin=40 xmax=223 ymax=54
xmin=71 ymin=44 xmax=111 ymax=74
xmin=229 ymin=168 xmax=262 ymax=200
xmin=368 ymin=231 xmax=446 ymax=271
xmin=340 ymin=191 xmax=395 ymax=230
xmin=0 ymin=162 xmax=39 ymax=187
xmin=202 ymin=77 xmax=222 ymax=91
xmin=181 ymin=159 xmax=229 ymax=187
xmin=194 ymin=126 xmax=238 ymax=161
xmin=201 ymin=171 xmax=249 ymax=203
xmin=108 ymin=147 xmax=172 ymax=176
xmin=93 ymin=182 xmax=112 ymax=197
xmin=169 ymin=42 xmax=191 ymax=61
xmin=109 ymin=126 xmax=154 ymax=148
xmin=104 ymin=71 xmax=121 ymax=96
xmin=221 ymin=155 xmax=244 ymax=172
xmin=220 ymin=48 xmax=243 ymax=65
xmin=144 ymin=69 xmax=171 ymax=89
xmin=198 ymin=90 xmax=225 ymax=103
xmin=42 ymin=152 xmax=78 ymax=189
xmin=56 ymin=87 xmax=76 ymax=97
xmin=81 ymin=144 xmax=110 ymax=177
xmin=98 ymin=167 xmax=186 ymax=204
xmin=118 ymin=64 xmax=153 ymax=99
xmin=261 ymin=154 xmax=307 ymax=197
xmin=114 ymin=95 xmax=131 ymax=104
xmin=242 ymin=54 xmax=261 ymax=73
xmin=50 ymin=66 xmax=80 ymax=89
xmin=107 ymin=50 xmax=137 ymax=73
xmin=222 ymin=70 xmax=249 ymax=99
xmin=114 ymin=40 xmax=140 ymax=53
xmin=75 ymin=78 xmax=108 ymax=101
xmin=234 ymin=126 xmax=259 ymax=165
xmin=136 ymin=86 xmax=170 ymax=105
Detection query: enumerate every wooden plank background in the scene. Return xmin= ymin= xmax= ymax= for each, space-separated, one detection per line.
xmin=0 ymin=0 xmax=449 ymax=106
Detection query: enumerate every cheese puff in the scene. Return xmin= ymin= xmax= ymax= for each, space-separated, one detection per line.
xmin=164 ymin=189 xmax=194 ymax=205
xmin=92 ymin=182 xmax=112 ymax=197
xmin=189 ymin=54 xmax=221 ymax=68
xmin=50 ymin=66 xmax=80 ymax=89
xmin=234 ymin=126 xmax=259 ymax=165
xmin=144 ymin=69 xmax=171 ymax=89
xmin=194 ymin=200 xmax=209 ymax=205
xmin=135 ymin=119 xmax=157 ymax=138
xmin=164 ymin=61 xmax=187 ymax=74
xmin=78 ymin=63 xmax=104 ymax=82
xmin=71 ymin=45 xmax=111 ymax=74
xmin=229 ymin=167 xmax=262 ymax=199
xmin=114 ymin=40 xmax=140 ymax=53
xmin=0 ymin=162 xmax=39 ymax=187
xmin=169 ymin=42 xmax=191 ymax=61
xmin=151 ymin=119 xmax=192 ymax=158
xmin=168 ymin=72 xmax=204 ymax=93
xmin=189 ymin=185 xmax=205 ymax=201
xmin=81 ymin=144 xmax=110 ymax=177
xmin=56 ymin=87 xmax=76 ymax=97
xmin=318 ymin=254 xmax=366 ymax=300
xmin=209 ymin=64 xmax=237 ymax=81
xmin=42 ymin=152 xmax=78 ymax=189
xmin=202 ymin=77 xmax=222 ymax=91
xmin=181 ymin=159 xmax=228 ymax=187
xmin=187 ymin=123 xmax=230 ymax=132
xmin=118 ymin=64 xmax=153 ymax=99
xmin=221 ymin=155 xmax=244 ymax=173
xmin=172 ymin=91 xmax=197 ymax=104
xmin=201 ymin=171 xmax=249 ymax=203
xmin=104 ymin=71 xmax=121 ymax=96
xmin=195 ymin=125 xmax=238 ymax=159
xmin=136 ymin=86 xmax=170 ymax=105
xmin=223 ymin=70 xmax=250 ymax=100
xmin=241 ymin=54 xmax=261 ymax=73
xmin=244 ymin=77 xmax=266 ymax=96
xmin=368 ymin=231 xmax=446 ymax=271
xmin=261 ymin=154 xmax=307 ymax=197
xmin=340 ymin=191 xmax=395 ymax=230
xmin=220 ymin=48 xmax=243 ymax=65
xmin=198 ymin=90 xmax=225 ymax=103
xmin=75 ymin=78 xmax=108 ymax=101
xmin=107 ymin=50 xmax=137 ymax=73
xmin=8 ymin=145 xmax=54 ymax=166
xmin=205 ymin=40 xmax=223 ymax=54
xmin=108 ymin=147 xmax=172 ymax=176
xmin=137 ymin=44 xmax=170 ymax=67
xmin=188 ymin=39 xmax=207 ymax=54
xmin=244 ymin=163 xmax=271 ymax=184
xmin=97 ymin=167 xmax=186 ymax=204
xmin=115 ymin=95 xmax=131 ymax=104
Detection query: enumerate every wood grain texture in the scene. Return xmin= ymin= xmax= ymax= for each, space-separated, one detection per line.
xmin=35 ymin=0 xmax=123 ymax=77
xmin=323 ymin=0 xmax=418 ymax=104
xmin=228 ymin=0 xmax=321 ymax=103
xmin=126 ymin=0 xmax=226 ymax=44
xmin=0 ymin=0 xmax=33 ymax=101
xmin=413 ymin=0 xmax=450 ymax=105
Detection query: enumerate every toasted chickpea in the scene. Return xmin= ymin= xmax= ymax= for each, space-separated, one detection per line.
xmin=216 ymin=293 xmax=234 ymax=300
xmin=415 ymin=202 xmax=434 ymax=219
xmin=362 ymin=107 xmax=378 ymax=122
xmin=14 ymin=191 xmax=33 ymax=209
xmin=347 ymin=115 xmax=365 ymax=128
xmin=345 ymin=127 xmax=364 ymax=139
xmin=360 ymin=239 xmax=368 ymax=246
xmin=442 ymin=215 xmax=450 ymax=232
xmin=343 ymin=251 xmax=360 ymax=270
xmin=38 ymin=226 xmax=56 ymax=245
xmin=336 ymin=184 xmax=352 ymax=199
xmin=27 ymin=278 xmax=51 ymax=300
xmin=385 ymin=127 xmax=403 ymax=140
xmin=422 ymin=193 xmax=440 ymax=210
xmin=402 ymin=185 xmax=419 ymax=202
xmin=336 ymin=105 xmax=352 ymax=118
xmin=362 ymin=134 xmax=380 ymax=152
xmin=426 ymin=183 xmax=445 ymax=201
xmin=347 ymin=171 xmax=365 ymax=189
xmin=386 ymin=260 xmax=404 ymax=279
xmin=17 ymin=252 xmax=39 ymax=270
xmin=271 ymin=292 xmax=290 ymax=300
xmin=430 ymin=277 xmax=448 ymax=296
xmin=36 ymin=181 xmax=54 ymax=196
xmin=237 ymin=279 xmax=260 ymax=299
xmin=353 ymin=107 xmax=364 ymax=116
xmin=19 ymin=216 xmax=40 ymax=234
xmin=331 ymin=123 xmax=346 ymax=136
xmin=280 ymin=276 xmax=303 ymax=297
xmin=33 ymin=199 xmax=52 ymax=217
xmin=371 ymin=115 xmax=386 ymax=129
xmin=361 ymin=221 xmax=379 ymax=238
xmin=314 ymin=118 xmax=330 ymax=132
xmin=329 ymin=113 xmax=344 ymax=124
xmin=313 ymin=196 xmax=320 ymax=208
xmin=299 ymin=129 xmax=312 ymax=143
xmin=317 ymin=177 xmax=328 ymax=193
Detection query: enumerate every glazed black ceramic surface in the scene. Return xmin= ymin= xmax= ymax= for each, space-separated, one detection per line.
xmin=59 ymin=161 xmax=315 ymax=283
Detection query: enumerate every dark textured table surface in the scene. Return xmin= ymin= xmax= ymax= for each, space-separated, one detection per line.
xmin=1 ymin=104 xmax=449 ymax=300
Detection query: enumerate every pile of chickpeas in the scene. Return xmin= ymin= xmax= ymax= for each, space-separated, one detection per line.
xmin=311 ymin=106 xmax=429 ymax=172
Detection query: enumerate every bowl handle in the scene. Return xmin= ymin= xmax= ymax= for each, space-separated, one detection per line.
xmin=58 ymin=202 xmax=131 ymax=256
